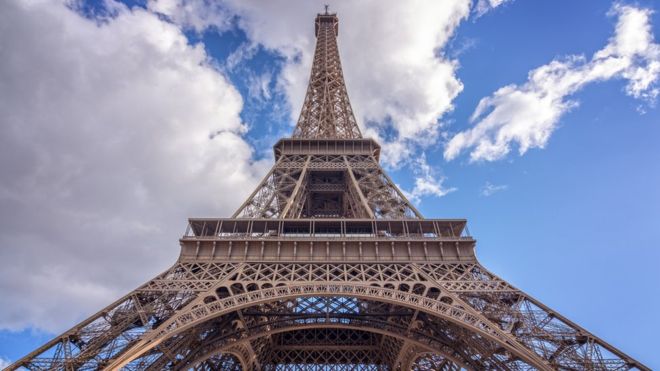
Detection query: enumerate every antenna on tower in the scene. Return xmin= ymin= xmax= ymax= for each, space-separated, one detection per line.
xmin=324 ymin=4 xmax=329 ymax=14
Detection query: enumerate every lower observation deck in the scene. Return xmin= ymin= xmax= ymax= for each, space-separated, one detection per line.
xmin=181 ymin=218 xmax=475 ymax=263
xmin=273 ymin=138 xmax=381 ymax=160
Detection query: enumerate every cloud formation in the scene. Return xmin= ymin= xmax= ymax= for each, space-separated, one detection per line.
xmin=0 ymin=0 xmax=267 ymax=331
xmin=403 ymin=155 xmax=457 ymax=204
xmin=147 ymin=0 xmax=233 ymax=33
xmin=480 ymin=181 xmax=508 ymax=196
xmin=445 ymin=4 xmax=660 ymax=162
xmin=474 ymin=0 xmax=514 ymax=17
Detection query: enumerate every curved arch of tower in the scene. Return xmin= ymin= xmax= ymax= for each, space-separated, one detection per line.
xmin=9 ymin=9 xmax=647 ymax=371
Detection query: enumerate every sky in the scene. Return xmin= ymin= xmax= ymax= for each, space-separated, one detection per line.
xmin=0 ymin=0 xmax=658 ymax=368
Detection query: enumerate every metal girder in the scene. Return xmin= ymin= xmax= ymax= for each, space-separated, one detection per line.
xmin=280 ymin=156 xmax=311 ymax=218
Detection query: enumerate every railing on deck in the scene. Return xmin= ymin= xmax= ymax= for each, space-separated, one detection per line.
xmin=184 ymin=218 xmax=472 ymax=240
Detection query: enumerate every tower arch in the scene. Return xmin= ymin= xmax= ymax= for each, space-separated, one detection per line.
xmin=106 ymin=283 xmax=548 ymax=369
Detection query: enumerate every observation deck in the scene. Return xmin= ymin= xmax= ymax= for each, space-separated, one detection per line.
xmin=274 ymin=138 xmax=381 ymax=160
xmin=180 ymin=218 xmax=475 ymax=263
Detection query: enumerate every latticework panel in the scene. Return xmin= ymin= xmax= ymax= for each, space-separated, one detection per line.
xmin=263 ymin=348 xmax=387 ymax=370
xmin=259 ymin=328 xmax=389 ymax=370
xmin=272 ymin=328 xmax=379 ymax=348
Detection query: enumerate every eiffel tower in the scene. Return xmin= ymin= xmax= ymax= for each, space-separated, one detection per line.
xmin=8 ymin=10 xmax=648 ymax=371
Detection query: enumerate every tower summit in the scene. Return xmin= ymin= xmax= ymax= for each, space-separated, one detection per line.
xmin=9 ymin=10 xmax=648 ymax=371
xmin=293 ymin=10 xmax=361 ymax=139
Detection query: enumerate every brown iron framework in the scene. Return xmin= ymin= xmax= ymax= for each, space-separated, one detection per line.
xmin=8 ymin=9 xmax=648 ymax=371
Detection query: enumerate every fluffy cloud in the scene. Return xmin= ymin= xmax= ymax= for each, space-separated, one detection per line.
xmin=474 ymin=0 xmax=514 ymax=17
xmin=402 ymin=155 xmax=457 ymax=204
xmin=147 ymin=0 xmax=233 ymax=33
xmin=445 ymin=4 xmax=660 ymax=162
xmin=0 ymin=0 xmax=267 ymax=331
xmin=149 ymin=0 xmax=473 ymax=167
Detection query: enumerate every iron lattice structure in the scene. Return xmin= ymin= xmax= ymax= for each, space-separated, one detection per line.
xmin=8 ymin=11 xmax=648 ymax=371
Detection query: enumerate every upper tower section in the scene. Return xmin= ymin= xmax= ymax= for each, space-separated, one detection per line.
xmin=292 ymin=10 xmax=362 ymax=139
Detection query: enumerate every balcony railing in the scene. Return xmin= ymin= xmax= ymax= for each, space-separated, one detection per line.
xmin=183 ymin=218 xmax=471 ymax=240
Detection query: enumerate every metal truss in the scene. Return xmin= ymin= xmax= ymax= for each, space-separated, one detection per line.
xmin=412 ymin=353 xmax=461 ymax=371
xmin=191 ymin=354 xmax=242 ymax=371
xmin=8 ymin=8 xmax=647 ymax=371
xmin=233 ymin=154 xmax=420 ymax=219
xmin=293 ymin=12 xmax=361 ymax=139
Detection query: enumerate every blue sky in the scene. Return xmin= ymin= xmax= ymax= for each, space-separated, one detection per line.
xmin=0 ymin=0 xmax=658 ymax=368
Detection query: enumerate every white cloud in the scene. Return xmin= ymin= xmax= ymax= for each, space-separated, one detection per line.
xmin=402 ymin=155 xmax=457 ymax=204
xmin=445 ymin=4 xmax=660 ymax=162
xmin=225 ymin=42 xmax=260 ymax=72
xmin=480 ymin=181 xmax=508 ymax=196
xmin=0 ymin=0 xmax=267 ymax=332
xmin=149 ymin=0 xmax=472 ymax=167
xmin=147 ymin=0 xmax=233 ymax=33
xmin=246 ymin=71 xmax=273 ymax=103
xmin=0 ymin=357 xmax=11 ymax=369
xmin=474 ymin=0 xmax=514 ymax=17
